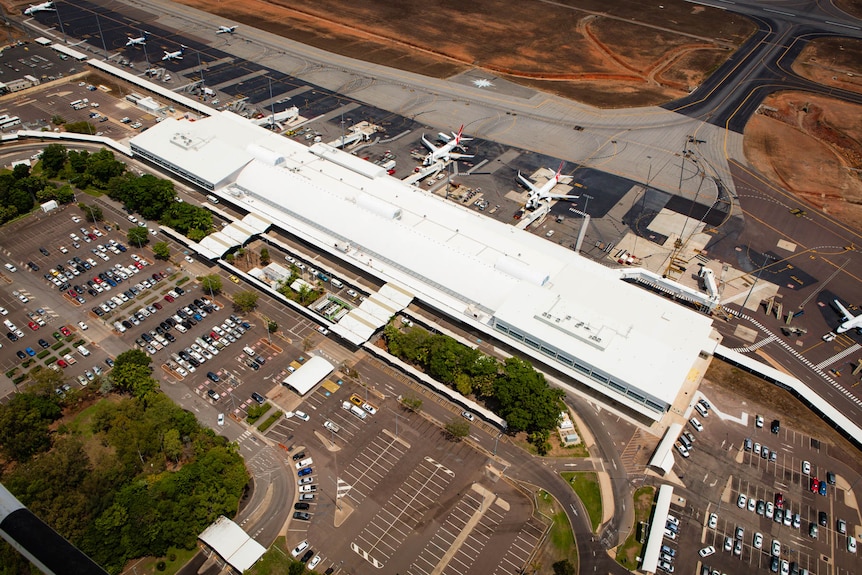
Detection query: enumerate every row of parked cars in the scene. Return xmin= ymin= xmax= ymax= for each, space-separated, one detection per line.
xmin=289 ymin=446 xmax=323 ymax=571
xmin=172 ymin=315 xmax=250 ymax=380
xmin=658 ymin=514 xmax=681 ymax=572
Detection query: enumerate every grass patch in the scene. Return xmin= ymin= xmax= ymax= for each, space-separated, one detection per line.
xmin=22 ymin=359 xmax=35 ymax=369
xmin=128 ymin=545 xmax=197 ymax=575
xmin=5 ymin=368 xmax=17 ymax=378
xmin=562 ymin=472 xmax=603 ymax=532
xmin=247 ymin=402 xmax=272 ymax=424
xmin=73 ymin=339 xmax=86 ymax=347
xmin=13 ymin=374 xmax=27 ymax=385
xmin=258 ymin=411 xmax=283 ymax=432
xmin=176 ymin=276 xmax=190 ymax=286
xmin=44 ymin=356 xmax=57 ymax=365
xmin=36 ymin=349 xmax=51 ymax=359
xmin=536 ymin=489 xmax=578 ymax=571
xmin=59 ymin=347 xmax=71 ymax=356
xmin=615 ymin=485 xmax=657 ymax=569
xmin=246 ymin=536 xmax=309 ymax=575
xmin=51 ymin=341 xmax=64 ymax=351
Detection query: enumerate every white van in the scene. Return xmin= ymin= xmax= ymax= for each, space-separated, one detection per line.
xmin=243 ymin=346 xmax=256 ymax=357
xmin=324 ymin=420 xmax=340 ymax=433
xmin=330 ymin=278 xmax=344 ymax=289
xmin=294 ymin=457 xmax=313 ymax=469
xmin=206 ymin=194 xmax=219 ymax=204
xmin=349 ymin=404 xmax=367 ymax=420
xmin=77 ymin=345 xmax=91 ymax=357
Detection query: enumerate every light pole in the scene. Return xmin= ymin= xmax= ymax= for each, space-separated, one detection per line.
xmin=741 ymin=252 xmax=773 ymax=311
xmin=394 ymin=412 xmax=403 ymax=437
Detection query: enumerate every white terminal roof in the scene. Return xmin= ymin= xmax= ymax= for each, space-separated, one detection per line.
xmin=198 ymin=515 xmax=265 ymax=573
xmin=131 ymin=112 xmax=717 ymax=420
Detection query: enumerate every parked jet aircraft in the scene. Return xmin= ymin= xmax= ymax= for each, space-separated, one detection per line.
xmin=216 ymin=25 xmax=238 ymax=34
xmin=421 ymin=125 xmax=473 ymax=166
xmin=125 ymin=31 xmax=149 ymax=47
xmin=833 ymin=299 xmax=862 ymax=333
xmin=23 ymin=1 xmax=54 ymax=15
xmin=517 ymin=162 xmax=578 ymax=210
xmin=162 ymin=46 xmax=186 ymax=61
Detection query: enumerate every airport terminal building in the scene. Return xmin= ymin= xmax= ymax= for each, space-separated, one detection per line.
xmin=130 ymin=111 xmax=719 ymax=421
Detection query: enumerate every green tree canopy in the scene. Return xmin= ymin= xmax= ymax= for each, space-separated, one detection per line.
xmin=127 ymin=225 xmax=149 ymax=247
xmin=201 ymin=274 xmax=222 ymax=295
xmin=0 ymin=391 xmax=62 ymax=461
xmin=152 ymin=241 xmax=170 ymax=260
xmin=495 ymin=357 xmax=564 ymax=434
xmin=39 ymin=143 xmax=68 ymax=177
xmin=233 ymin=290 xmax=259 ymax=312
xmin=444 ymin=418 xmax=470 ymax=441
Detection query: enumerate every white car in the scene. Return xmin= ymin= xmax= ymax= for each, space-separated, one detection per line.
xmin=185 ymin=255 xmax=194 ymax=264
xmin=699 ymin=546 xmax=715 ymax=557
xmin=308 ymin=555 xmax=321 ymax=569
xmin=77 ymin=321 xmax=89 ymax=330
xmin=294 ymin=410 xmax=310 ymax=421
xmin=753 ymin=532 xmax=763 ymax=549
xmin=737 ymin=493 xmax=747 ymax=508
xmin=802 ymin=460 xmax=811 ymax=475
xmin=848 ymin=535 xmax=857 ymax=553
xmin=708 ymin=513 xmax=717 ymax=529
xmin=771 ymin=539 xmax=781 ymax=557
xmin=217 ymin=413 xmax=225 ymax=426
xmin=461 ymin=411 xmax=475 ymax=422
xmin=290 ymin=540 xmax=308 ymax=558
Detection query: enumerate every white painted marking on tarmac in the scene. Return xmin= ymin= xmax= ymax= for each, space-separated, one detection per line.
xmin=763 ymin=8 xmax=795 ymax=16
xmin=826 ymin=20 xmax=861 ymax=30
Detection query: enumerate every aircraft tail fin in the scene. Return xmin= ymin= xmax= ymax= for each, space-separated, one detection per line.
xmin=555 ymin=161 xmax=565 ymax=182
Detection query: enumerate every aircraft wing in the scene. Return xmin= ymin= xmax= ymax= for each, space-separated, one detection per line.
xmin=420 ymin=135 xmax=439 ymax=153
xmin=834 ymin=299 xmax=854 ymax=322
xmin=447 ymin=152 xmax=473 ymax=160
xmin=517 ymin=172 xmax=538 ymax=192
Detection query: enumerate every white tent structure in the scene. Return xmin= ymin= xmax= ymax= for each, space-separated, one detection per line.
xmin=198 ymin=515 xmax=265 ymax=573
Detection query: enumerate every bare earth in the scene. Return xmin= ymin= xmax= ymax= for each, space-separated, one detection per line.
xmin=173 ymin=0 xmax=753 ymax=108
xmin=744 ymin=92 xmax=862 ymax=230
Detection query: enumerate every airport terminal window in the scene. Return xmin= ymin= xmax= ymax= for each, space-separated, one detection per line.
xmin=559 ymin=355 xmax=574 ymax=367
xmin=626 ymin=389 xmax=645 ymax=403
xmin=540 ymin=345 xmax=556 ymax=357
xmin=609 ymin=380 xmax=626 ymax=393
xmin=509 ymin=330 xmax=524 ymax=341
xmin=524 ymin=338 xmax=540 ymax=350
xmin=593 ymin=373 xmax=609 ymax=384
xmin=574 ymin=363 xmax=589 ymax=374
xmin=645 ymin=400 xmax=665 ymax=412
xmin=495 ymin=324 xmax=509 ymax=335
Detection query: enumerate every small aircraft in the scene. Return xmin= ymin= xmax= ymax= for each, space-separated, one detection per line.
xmin=421 ymin=125 xmax=473 ymax=166
xmin=125 ymin=31 xmax=149 ymax=47
xmin=517 ymin=162 xmax=578 ymax=210
xmin=833 ymin=299 xmax=862 ymax=334
xmin=23 ymin=1 xmax=54 ymax=15
xmin=162 ymin=45 xmax=186 ymax=61
xmin=216 ymin=25 xmax=238 ymax=34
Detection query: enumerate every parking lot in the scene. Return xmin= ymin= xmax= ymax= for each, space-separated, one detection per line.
xmin=657 ymin=394 xmax=861 ymax=575
xmin=251 ymin=367 xmax=543 ymax=575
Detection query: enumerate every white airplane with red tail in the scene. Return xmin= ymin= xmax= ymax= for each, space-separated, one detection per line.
xmin=421 ymin=125 xmax=473 ymax=166
xmin=517 ymin=162 xmax=578 ymax=210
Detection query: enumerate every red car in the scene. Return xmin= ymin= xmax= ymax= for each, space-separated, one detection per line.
xmin=775 ymin=493 xmax=784 ymax=509
xmin=153 ymin=302 xmax=163 ymax=310
xmin=135 ymin=262 xmax=144 ymax=269
xmin=164 ymin=294 xmax=175 ymax=303
xmin=93 ymin=277 xmax=103 ymax=284
xmin=67 ymin=289 xmax=77 ymax=297
xmin=209 ymin=331 xmax=220 ymax=340
xmin=57 ymin=359 xmax=68 ymax=368
xmin=28 ymin=321 xmax=39 ymax=331
xmin=810 ymin=478 xmax=820 ymax=493
xmin=60 ymin=326 xmax=71 ymax=336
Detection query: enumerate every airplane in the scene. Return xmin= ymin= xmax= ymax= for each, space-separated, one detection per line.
xmin=216 ymin=25 xmax=238 ymax=34
xmin=162 ymin=45 xmax=186 ymax=61
xmin=23 ymin=1 xmax=54 ymax=15
xmin=125 ymin=31 xmax=149 ymax=47
xmin=517 ymin=162 xmax=578 ymax=210
xmin=421 ymin=124 xmax=473 ymax=166
xmin=833 ymin=299 xmax=862 ymax=333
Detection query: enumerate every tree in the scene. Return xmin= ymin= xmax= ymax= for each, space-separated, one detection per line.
xmin=494 ymin=357 xmax=564 ymax=435
xmin=51 ymin=115 xmax=65 ymax=125
xmin=0 ymin=392 xmax=62 ymax=461
xmin=267 ymin=320 xmax=278 ymax=333
xmin=65 ymin=121 xmax=96 ymax=135
xmin=40 ymin=143 xmax=68 ymax=177
xmin=201 ymin=274 xmax=222 ymax=295
xmin=233 ymin=290 xmax=259 ymax=312
xmin=115 ymin=349 xmax=152 ymax=370
xmin=444 ymin=417 xmax=470 ymax=441
xmin=401 ymin=395 xmax=423 ymax=412
xmin=259 ymin=246 xmax=270 ymax=265
xmin=553 ymin=560 xmax=575 ymax=575
xmin=152 ymin=241 xmax=170 ymax=260
xmin=78 ymin=202 xmax=104 ymax=222
xmin=127 ymin=225 xmax=149 ymax=247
